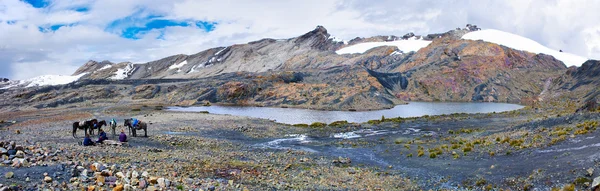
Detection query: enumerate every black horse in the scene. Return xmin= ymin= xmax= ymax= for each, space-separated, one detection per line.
xmin=124 ymin=118 xmax=147 ymax=137
xmin=72 ymin=120 xmax=93 ymax=138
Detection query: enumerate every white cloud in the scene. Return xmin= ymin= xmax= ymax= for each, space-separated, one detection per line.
xmin=0 ymin=0 xmax=599 ymax=80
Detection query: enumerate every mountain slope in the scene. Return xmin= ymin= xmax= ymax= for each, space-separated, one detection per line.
xmin=545 ymin=60 xmax=600 ymax=111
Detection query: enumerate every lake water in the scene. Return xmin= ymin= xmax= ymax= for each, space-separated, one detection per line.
xmin=167 ymin=102 xmax=523 ymax=124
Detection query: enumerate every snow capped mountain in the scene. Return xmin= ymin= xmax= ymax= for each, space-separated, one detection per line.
xmin=335 ymin=38 xmax=432 ymax=54
xmin=462 ymin=29 xmax=588 ymax=67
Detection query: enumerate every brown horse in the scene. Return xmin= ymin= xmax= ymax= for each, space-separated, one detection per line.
xmin=124 ymin=118 xmax=147 ymax=137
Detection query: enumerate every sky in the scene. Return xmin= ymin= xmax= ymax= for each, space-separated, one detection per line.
xmin=1 ymin=0 xmax=599 ymax=80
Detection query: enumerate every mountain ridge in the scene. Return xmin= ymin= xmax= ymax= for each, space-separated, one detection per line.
xmin=1 ymin=24 xmax=596 ymax=111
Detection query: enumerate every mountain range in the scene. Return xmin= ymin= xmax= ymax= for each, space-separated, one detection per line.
xmin=0 ymin=24 xmax=598 ymax=111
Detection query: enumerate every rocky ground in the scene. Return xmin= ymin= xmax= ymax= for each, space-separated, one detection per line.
xmin=0 ymin=105 xmax=417 ymax=191
xmin=1 ymin=100 xmax=600 ymax=190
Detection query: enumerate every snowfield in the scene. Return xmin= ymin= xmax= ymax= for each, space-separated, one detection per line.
xmin=168 ymin=60 xmax=188 ymax=70
xmin=20 ymin=73 xmax=88 ymax=88
xmin=462 ymin=29 xmax=588 ymax=67
xmin=335 ymin=38 xmax=432 ymax=54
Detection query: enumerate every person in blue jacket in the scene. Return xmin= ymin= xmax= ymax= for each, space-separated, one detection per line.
xmin=96 ymin=129 xmax=108 ymax=144
xmin=83 ymin=134 xmax=95 ymax=146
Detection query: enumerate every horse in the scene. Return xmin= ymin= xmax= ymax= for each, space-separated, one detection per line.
xmin=88 ymin=119 xmax=107 ymax=136
xmin=109 ymin=119 xmax=118 ymax=137
xmin=124 ymin=118 xmax=147 ymax=137
xmin=72 ymin=120 xmax=93 ymax=138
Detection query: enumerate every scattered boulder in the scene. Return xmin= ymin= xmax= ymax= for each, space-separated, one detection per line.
xmin=14 ymin=150 xmax=24 ymax=158
xmin=132 ymin=171 xmax=139 ymax=179
xmin=138 ymin=179 xmax=147 ymax=189
xmin=332 ymin=157 xmax=351 ymax=165
xmin=149 ymin=176 xmax=158 ymax=184
xmin=593 ymin=176 xmax=600 ymax=190
xmin=4 ymin=172 xmax=13 ymax=179
xmin=157 ymin=177 xmax=165 ymax=188
xmin=44 ymin=176 xmax=53 ymax=183
xmin=113 ymin=184 xmax=124 ymax=191
xmin=116 ymin=172 xmax=125 ymax=179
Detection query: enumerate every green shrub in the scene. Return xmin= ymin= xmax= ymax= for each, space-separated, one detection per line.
xmin=329 ymin=120 xmax=348 ymax=127
xmin=367 ymin=120 xmax=381 ymax=125
xmin=293 ymin=124 xmax=309 ymax=128
xmin=429 ymin=152 xmax=437 ymax=158
xmin=309 ymin=122 xmax=327 ymax=128
xmin=463 ymin=147 xmax=472 ymax=152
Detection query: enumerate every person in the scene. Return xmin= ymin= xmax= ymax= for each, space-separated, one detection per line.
xmin=83 ymin=134 xmax=95 ymax=146
xmin=119 ymin=129 xmax=127 ymax=142
xmin=96 ymin=129 xmax=108 ymax=144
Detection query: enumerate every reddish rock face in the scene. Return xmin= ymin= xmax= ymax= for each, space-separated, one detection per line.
xmin=388 ymin=35 xmax=566 ymax=103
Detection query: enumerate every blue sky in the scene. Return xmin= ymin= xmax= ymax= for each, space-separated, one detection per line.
xmin=1 ymin=0 xmax=600 ymax=80
xmin=24 ymin=0 xmax=218 ymax=40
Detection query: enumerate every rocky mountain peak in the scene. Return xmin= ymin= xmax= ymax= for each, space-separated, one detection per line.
xmin=73 ymin=60 xmax=115 ymax=76
xmin=293 ymin=25 xmax=334 ymax=50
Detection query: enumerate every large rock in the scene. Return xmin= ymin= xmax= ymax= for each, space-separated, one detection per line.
xmin=44 ymin=176 xmax=52 ymax=183
xmin=96 ymin=175 xmax=105 ymax=184
xmin=157 ymin=178 xmax=165 ymax=188
xmin=116 ymin=172 xmax=125 ymax=179
xmin=149 ymin=176 xmax=158 ymax=184
xmin=113 ymin=184 xmax=124 ymax=191
xmin=138 ymin=179 xmax=147 ymax=189
xmin=593 ymin=176 xmax=600 ymax=190
xmin=4 ymin=172 xmax=13 ymax=179
xmin=14 ymin=150 xmax=24 ymax=158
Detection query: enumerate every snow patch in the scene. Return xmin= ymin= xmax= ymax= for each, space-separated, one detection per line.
xmin=328 ymin=36 xmax=347 ymax=44
xmin=390 ymin=51 xmax=403 ymax=56
xmin=99 ymin=65 xmax=112 ymax=71
xmin=111 ymin=63 xmax=135 ymax=80
xmin=332 ymin=132 xmax=361 ymax=139
xmin=214 ymin=47 xmax=228 ymax=56
xmin=168 ymin=60 xmax=188 ymax=70
xmin=335 ymin=39 xmax=431 ymax=54
xmin=462 ymin=29 xmax=588 ymax=67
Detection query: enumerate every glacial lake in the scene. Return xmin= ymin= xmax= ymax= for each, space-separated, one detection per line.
xmin=168 ymin=102 xmax=524 ymax=124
